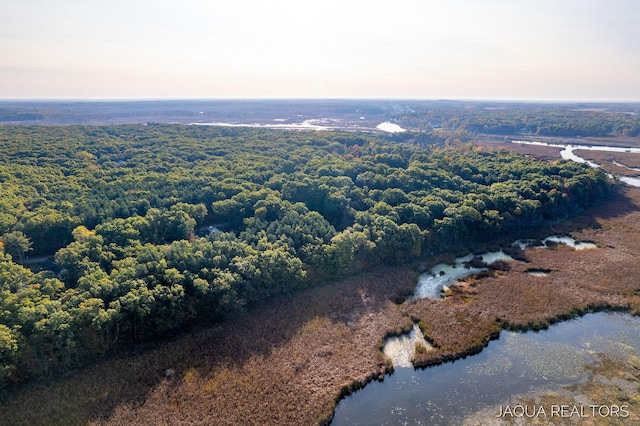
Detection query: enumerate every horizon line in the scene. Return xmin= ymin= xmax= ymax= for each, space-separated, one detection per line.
xmin=1 ymin=97 xmax=640 ymax=104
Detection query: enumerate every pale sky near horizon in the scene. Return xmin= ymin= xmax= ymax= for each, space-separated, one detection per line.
xmin=1 ymin=0 xmax=639 ymax=101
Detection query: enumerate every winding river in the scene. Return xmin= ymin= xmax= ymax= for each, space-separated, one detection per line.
xmin=513 ymin=140 xmax=640 ymax=187
xmin=331 ymin=237 xmax=631 ymax=424
xmin=331 ymin=141 xmax=640 ymax=424
xmin=331 ymin=312 xmax=640 ymax=425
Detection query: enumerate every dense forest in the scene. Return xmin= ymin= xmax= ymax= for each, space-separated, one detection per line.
xmin=397 ymin=103 xmax=640 ymax=138
xmin=0 ymin=124 xmax=611 ymax=387
xmin=2 ymin=100 xmax=639 ymax=139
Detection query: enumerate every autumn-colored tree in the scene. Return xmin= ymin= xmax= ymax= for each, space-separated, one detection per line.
xmin=2 ymin=231 xmax=32 ymax=264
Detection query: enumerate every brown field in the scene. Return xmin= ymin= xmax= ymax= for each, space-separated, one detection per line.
xmin=474 ymin=134 xmax=640 ymax=165
xmin=2 ymin=193 xmax=640 ymax=424
xmin=475 ymin=134 xmax=640 ymax=150
xmin=573 ymin=150 xmax=640 ymax=177
xmin=473 ymin=136 xmax=563 ymax=161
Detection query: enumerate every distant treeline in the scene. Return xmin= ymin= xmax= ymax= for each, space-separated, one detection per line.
xmin=3 ymin=100 xmax=640 ymax=137
xmin=398 ymin=104 xmax=640 ymax=137
xmin=0 ymin=99 xmax=399 ymax=126
xmin=0 ymin=124 xmax=610 ymax=386
xmin=0 ymin=109 xmax=46 ymax=122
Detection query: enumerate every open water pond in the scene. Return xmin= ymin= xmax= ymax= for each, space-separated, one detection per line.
xmin=413 ymin=251 xmax=513 ymax=299
xmin=414 ymin=237 xmax=597 ymax=299
xmin=382 ymin=323 xmax=434 ymax=368
xmin=513 ymin=235 xmax=597 ymax=251
xmin=331 ymin=312 xmax=640 ymax=425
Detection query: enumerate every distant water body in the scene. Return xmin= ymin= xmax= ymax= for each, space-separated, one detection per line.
xmin=376 ymin=122 xmax=406 ymax=133
xmin=190 ymin=119 xmax=406 ymax=133
xmin=513 ymin=140 xmax=640 ymax=187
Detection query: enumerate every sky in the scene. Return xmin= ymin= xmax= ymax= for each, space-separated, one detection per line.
xmin=1 ymin=0 xmax=639 ymax=101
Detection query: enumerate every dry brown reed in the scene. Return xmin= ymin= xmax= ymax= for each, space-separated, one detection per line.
xmin=573 ymin=149 xmax=640 ymax=176
xmin=3 ymin=187 xmax=640 ymax=425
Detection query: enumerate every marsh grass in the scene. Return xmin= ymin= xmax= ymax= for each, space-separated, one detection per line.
xmin=3 ymin=189 xmax=640 ymax=425
xmin=574 ymin=149 xmax=640 ymax=177
xmin=504 ymin=353 xmax=640 ymax=426
xmin=0 ymin=267 xmax=417 ymax=425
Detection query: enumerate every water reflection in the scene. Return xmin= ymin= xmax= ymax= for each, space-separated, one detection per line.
xmin=413 ymin=251 xmax=512 ymax=299
xmin=414 ymin=236 xmax=593 ymax=300
xmin=331 ymin=313 xmax=640 ymax=426
xmin=513 ymin=235 xmax=597 ymax=251
xmin=383 ymin=323 xmax=434 ymax=368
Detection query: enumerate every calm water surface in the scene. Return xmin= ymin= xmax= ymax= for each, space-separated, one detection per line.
xmin=413 ymin=250 xmax=513 ymax=299
xmin=331 ymin=312 xmax=640 ymax=425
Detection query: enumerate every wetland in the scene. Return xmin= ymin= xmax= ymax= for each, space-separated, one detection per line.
xmin=2 ymin=110 xmax=640 ymax=425
xmin=3 ymin=187 xmax=640 ymax=425
xmin=333 ymin=312 xmax=640 ymax=425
